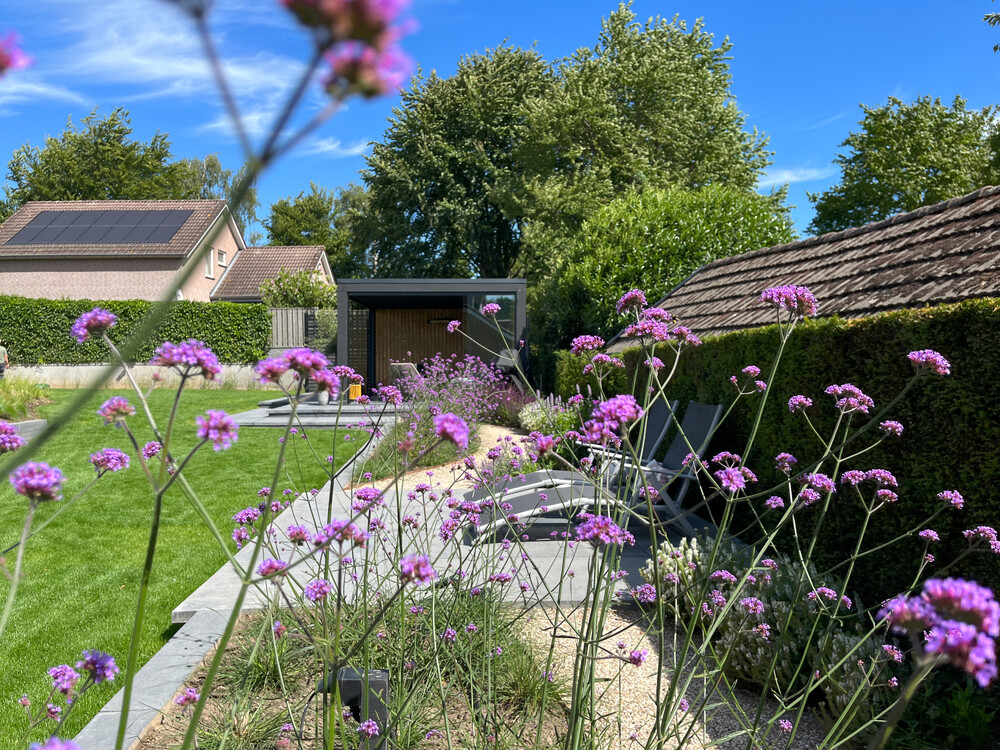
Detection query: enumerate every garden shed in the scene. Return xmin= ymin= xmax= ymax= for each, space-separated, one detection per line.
xmin=336 ymin=278 xmax=527 ymax=389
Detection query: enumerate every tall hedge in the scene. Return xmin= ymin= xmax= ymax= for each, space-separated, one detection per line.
xmin=555 ymin=299 xmax=1000 ymax=604
xmin=0 ymin=295 xmax=271 ymax=365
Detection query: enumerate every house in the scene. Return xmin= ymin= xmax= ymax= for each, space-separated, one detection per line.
xmin=210 ymin=245 xmax=332 ymax=303
xmin=608 ymin=185 xmax=1000 ymax=350
xmin=336 ymin=278 xmax=528 ymax=388
xmin=0 ymin=199 xmax=244 ymax=302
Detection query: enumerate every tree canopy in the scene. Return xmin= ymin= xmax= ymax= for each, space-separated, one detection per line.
xmin=360 ymin=4 xmax=777 ymax=283
xmin=1 ymin=108 xmax=259 ymax=231
xmin=363 ymin=44 xmax=554 ymax=278
xmin=807 ymin=96 xmax=1000 ymax=235
xmin=264 ymin=182 xmax=373 ymax=280
xmin=176 ymin=153 xmax=260 ymax=238
xmin=539 ymin=185 xmax=795 ymax=345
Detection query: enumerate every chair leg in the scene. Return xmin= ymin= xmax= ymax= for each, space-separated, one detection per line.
xmin=656 ymin=478 xmax=698 ymax=537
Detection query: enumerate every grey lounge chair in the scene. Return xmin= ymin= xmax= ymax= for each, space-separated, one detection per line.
xmin=584 ymin=397 xmax=679 ymax=478
xmin=467 ymin=397 xmax=677 ymax=504
xmin=465 ymin=400 xmax=722 ymax=542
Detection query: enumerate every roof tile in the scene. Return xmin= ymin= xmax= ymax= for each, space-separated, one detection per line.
xmin=609 ymin=186 xmax=1000 ymax=347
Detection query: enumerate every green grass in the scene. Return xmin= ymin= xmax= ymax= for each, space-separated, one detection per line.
xmin=0 ymin=389 xmax=362 ymax=743
xmin=0 ymin=379 xmax=52 ymax=421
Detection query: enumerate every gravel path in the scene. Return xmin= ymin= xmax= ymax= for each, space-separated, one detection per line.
xmin=522 ymin=604 xmax=827 ymax=749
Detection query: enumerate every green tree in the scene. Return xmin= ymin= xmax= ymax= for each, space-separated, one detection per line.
xmin=265 ymin=182 xmax=373 ymax=279
xmin=259 ymin=268 xmax=337 ymax=308
xmin=541 ymin=185 xmax=795 ymax=346
xmin=511 ymin=5 xmax=774 ymax=277
xmin=1 ymin=107 xmax=195 ymax=219
xmin=807 ymin=96 xmax=1000 ymax=235
xmin=176 ymin=153 xmax=260 ymax=239
xmin=362 ymin=44 xmax=555 ymax=278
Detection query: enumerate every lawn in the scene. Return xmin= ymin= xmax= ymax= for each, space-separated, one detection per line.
xmin=0 ymin=388 xmax=363 ymax=742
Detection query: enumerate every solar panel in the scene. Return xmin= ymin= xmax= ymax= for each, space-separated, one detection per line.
xmin=5 ymin=209 xmax=194 ymax=245
xmin=53 ymin=225 xmax=91 ymax=243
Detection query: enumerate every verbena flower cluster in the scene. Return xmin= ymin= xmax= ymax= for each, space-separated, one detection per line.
xmin=70 ymin=307 xmax=117 ymax=343
xmin=880 ymin=578 xmax=999 ymax=687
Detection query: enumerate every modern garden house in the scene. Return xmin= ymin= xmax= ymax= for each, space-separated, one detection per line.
xmin=336 ymin=278 xmax=528 ymax=388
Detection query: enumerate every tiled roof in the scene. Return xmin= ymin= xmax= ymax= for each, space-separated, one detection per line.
xmin=0 ymin=200 xmax=228 ymax=257
xmin=609 ymin=186 xmax=1000 ymax=348
xmin=211 ymin=245 xmax=327 ymax=301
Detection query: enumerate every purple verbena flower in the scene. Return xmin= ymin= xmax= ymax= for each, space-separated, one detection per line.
xmin=196 ymin=410 xmax=239 ymax=451
xmin=583 ymin=394 xmax=643 ymax=443
xmin=740 ymin=597 xmax=765 ymax=615
xmin=255 ymin=357 xmax=290 ymax=384
xmin=447 ymin=320 xmax=461 ymax=333
xmin=908 ymin=349 xmax=951 ymax=376
xmin=627 ymin=649 xmax=648 ymax=666
xmin=71 ymin=308 xmax=117 ymax=343
xmin=75 ymin=650 xmax=118 ymax=683
xmin=575 ymin=515 xmax=635 ymax=547
xmin=774 ymin=452 xmax=797 ymax=473
xmin=879 ymin=420 xmax=904 ymax=436
xmin=357 ymin=719 xmax=380 ymax=738
xmin=48 ymin=665 xmax=80 ymax=695
xmin=89 ymin=448 xmax=130 ymax=475
xmin=141 ymin=441 xmax=162 ymax=460
xmin=10 ymin=462 xmax=65 ymax=503
xmin=399 ymin=554 xmax=437 ymax=585
xmin=883 ymin=644 xmax=904 ymax=663
xmin=788 ymin=395 xmax=812 ymax=412
xmin=616 ymin=289 xmax=647 ymax=314
xmin=825 ymin=383 xmax=874 ymax=413
xmin=28 ymin=740 xmax=80 ymax=750
xmin=0 ymin=421 xmax=26 ymax=454
xmin=919 ymin=529 xmax=941 ymax=543
xmin=939 ymin=490 xmax=964 ymax=510
xmin=629 ymin=583 xmax=657 ymax=604
xmin=150 ymin=339 xmax=221 ymax=380
xmin=257 ymin=558 xmax=289 ymax=578
xmin=305 ymin=579 xmax=332 ymax=602
xmin=758 ymin=285 xmax=818 ymax=317
xmin=284 ymin=347 xmax=329 ymax=378
xmin=98 ymin=396 xmax=135 ymax=425
xmin=765 ymin=495 xmax=785 ymax=510
xmin=570 ymin=335 xmax=605 ymax=354
xmin=434 ymin=412 xmax=469 ymax=451
xmin=174 ymin=688 xmax=200 ymax=706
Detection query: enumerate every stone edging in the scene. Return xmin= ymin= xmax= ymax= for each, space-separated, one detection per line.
xmin=73 ymin=424 xmax=384 ymax=748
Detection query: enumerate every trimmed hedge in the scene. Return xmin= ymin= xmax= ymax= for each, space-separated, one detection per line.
xmin=0 ymin=295 xmax=271 ymax=365
xmin=555 ymin=299 xmax=1000 ymax=604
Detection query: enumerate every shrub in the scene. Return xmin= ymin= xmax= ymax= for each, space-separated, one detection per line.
xmin=517 ymin=394 xmax=579 ymax=435
xmin=259 ymin=268 xmax=336 ymax=308
xmin=0 ymin=295 xmax=270 ymax=365
xmin=640 ymin=535 xmax=894 ymax=735
xmin=559 ymin=298 xmax=1000 ymax=604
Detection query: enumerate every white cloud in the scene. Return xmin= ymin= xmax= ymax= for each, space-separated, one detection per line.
xmin=802 ymin=110 xmax=849 ymax=131
xmin=0 ymin=77 xmax=87 ymax=108
xmin=300 ymin=136 xmax=371 ymax=158
xmin=19 ymin=0 xmax=311 ymax=119
xmin=758 ymin=166 xmax=837 ymax=189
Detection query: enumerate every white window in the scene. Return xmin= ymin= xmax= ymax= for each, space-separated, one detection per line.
xmin=218 ymin=249 xmax=227 ymax=267
xmin=205 ymin=251 xmax=214 ymax=279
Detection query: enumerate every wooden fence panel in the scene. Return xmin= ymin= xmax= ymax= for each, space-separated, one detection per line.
xmin=269 ymin=307 xmax=317 ymax=349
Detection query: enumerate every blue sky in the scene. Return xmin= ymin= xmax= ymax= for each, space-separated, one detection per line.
xmin=1 ymin=0 xmax=997 ymax=238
